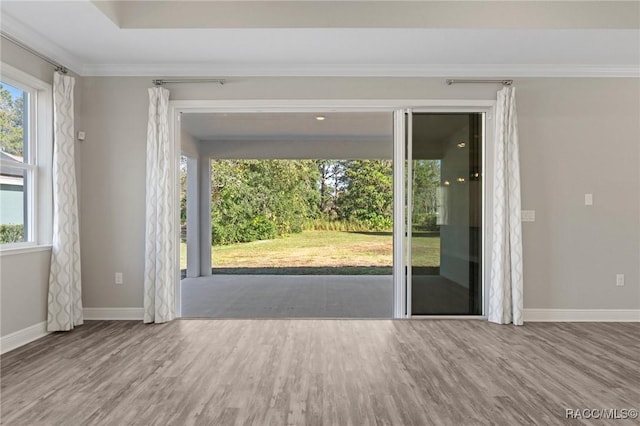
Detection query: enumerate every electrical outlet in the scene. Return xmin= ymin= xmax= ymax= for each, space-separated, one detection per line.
xmin=616 ymin=274 xmax=624 ymax=287
xmin=585 ymin=193 xmax=593 ymax=206
xmin=115 ymin=272 xmax=123 ymax=285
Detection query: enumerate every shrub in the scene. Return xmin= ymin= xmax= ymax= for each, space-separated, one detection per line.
xmin=0 ymin=224 xmax=24 ymax=244
xmin=413 ymin=213 xmax=439 ymax=231
xmin=244 ymin=215 xmax=277 ymax=242
xmin=306 ymin=219 xmax=392 ymax=233
xmin=212 ymin=215 xmax=277 ymax=245
xmin=362 ymin=216 xmax=393 ymax=231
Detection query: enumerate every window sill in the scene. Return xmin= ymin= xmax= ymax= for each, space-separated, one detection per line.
xmin=0 ymin=244 xmax=52 ymax=257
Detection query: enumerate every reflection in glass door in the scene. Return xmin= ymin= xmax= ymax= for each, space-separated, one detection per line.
xmin=410 ymin=113 xmax=483 ymax=315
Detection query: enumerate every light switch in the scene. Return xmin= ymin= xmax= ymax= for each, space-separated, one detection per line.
xmin=521 ymin=210 xmax=535 ymax=222
xmin=78 ymin=131 xmax=86 ymax=141
xmin=585 ymin=194 xmax=593 ymax=206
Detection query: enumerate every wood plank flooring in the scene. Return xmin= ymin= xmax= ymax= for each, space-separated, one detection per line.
xmin=1 ymin=320 xmax=639 ymax=425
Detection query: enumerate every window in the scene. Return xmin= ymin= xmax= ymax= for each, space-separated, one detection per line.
xmin=0 ymin=80 xmax=33 ymax=244
xmin=0 ymin=64 xmax=53 ymax=248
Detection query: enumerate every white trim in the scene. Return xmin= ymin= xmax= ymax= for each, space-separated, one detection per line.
xmin=170 ymin=104 xmax=183 ymax=318
xmin=80 ymin=63 xmax=640 ymax=78
xmin=0 ymin=63 xmax=53 ymax=248
xmin=411 ymin=316 xmax=486 ymax=320
xmin=34 ymin=73 xmax=54 ymax=245
xmin=0 ymin=243 xmax=51 ymax=256
xmin=171 ymin=99 xmax=496 ymax=113
xmin=481 ymin=113 xmax=489 ymax=317
xmin=392 ymin=110 xmax=406 ymax=318
xmin=524 ymin=309 xmax=640 ymax=322
xmin=405 ymin=109 xmax=412 ymax=317
xmin=83 ymin=308 xmax=145 ymax=321
xmin=0 ymin=160 xmax=37 ymax=171
xmin=0 ymin=321 xmax=49 ymax=355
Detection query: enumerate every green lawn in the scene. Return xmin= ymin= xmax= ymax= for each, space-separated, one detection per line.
xmin=180 ymin=230 xmax=440 ymax=274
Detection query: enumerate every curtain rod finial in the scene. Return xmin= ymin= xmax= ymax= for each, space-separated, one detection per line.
xmin=152 ymin=79 xmax=164 ymax=87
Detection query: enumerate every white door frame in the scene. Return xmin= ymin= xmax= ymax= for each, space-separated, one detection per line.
xmin=168 ymin=99 xmax=495 ymax=319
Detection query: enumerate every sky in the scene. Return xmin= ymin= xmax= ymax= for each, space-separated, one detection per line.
xmin=1 ymin=81 xmax=25 ymax=101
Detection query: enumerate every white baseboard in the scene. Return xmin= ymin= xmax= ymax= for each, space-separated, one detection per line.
xmin=83 ymin=307 xmax=144 ymax=320
xmin=82 ymin=308 xmax=639 ymax=322
xmin=524 ymin=309 xmax=640 ymax=322
xmin=1 ymin=309 xmax=635 ymax=355
xmin=0 ymin=321 xmax=50 ymax=355
xmin=0 ymin=309 xmax=144 ymax=354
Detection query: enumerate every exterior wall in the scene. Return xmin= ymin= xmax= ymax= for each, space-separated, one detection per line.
xmin=0 ymin=186 xmax=24 ymax=224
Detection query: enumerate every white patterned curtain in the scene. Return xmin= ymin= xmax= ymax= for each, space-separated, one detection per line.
xmin=488 ymin=86 xmax=524 ymax=325
xmin=48 ymin=72 xmax=83 ymax=331
xmin=143 ymin=87 xmax=175 ymax=323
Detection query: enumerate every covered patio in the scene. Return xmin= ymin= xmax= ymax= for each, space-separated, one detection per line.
xmin=181 ymin=275 xmax=393 ymax=318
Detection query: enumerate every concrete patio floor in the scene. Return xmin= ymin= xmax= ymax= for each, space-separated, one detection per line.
xmin=181 ymin=275 xmax=394 ymax=318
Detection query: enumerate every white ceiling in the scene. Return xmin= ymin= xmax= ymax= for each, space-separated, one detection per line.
xmin=1 ymin=1 xmax=639 ymax=77
xmin=180 ymin=111 xmax=470 ymax=156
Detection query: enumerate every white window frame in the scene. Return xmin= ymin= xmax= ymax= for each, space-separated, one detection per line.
xmin=0 ymin=63 xmax=53 ymax=253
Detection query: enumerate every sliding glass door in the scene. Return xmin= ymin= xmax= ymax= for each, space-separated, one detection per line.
xmin=408 ymin=112 xmax=483 ymax=315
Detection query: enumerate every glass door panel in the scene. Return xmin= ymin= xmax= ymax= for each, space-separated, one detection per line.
xmin=410 ymin=113 xmax=482 ymax=315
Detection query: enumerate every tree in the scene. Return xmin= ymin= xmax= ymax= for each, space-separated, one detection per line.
xmin=336 ymin=160 xmax=393 ymax=230
xmin=210 ymin=160 xmax=320 ymax=245
xmin=0 ymin=84 xmax=25 ymax=158
xmin=316 ymin=160 xmax=345 ymax=220
xmin=206 ymin=159 xmax=396 ymax=245
xmin=412 ymin=160 xmax=441 ymax=230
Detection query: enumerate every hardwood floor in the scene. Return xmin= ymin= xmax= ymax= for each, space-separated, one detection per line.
xmin=1 ymin=320 xmax=639 ymax=425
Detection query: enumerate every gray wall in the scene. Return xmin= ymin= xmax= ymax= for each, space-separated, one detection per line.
xmin=78 ymin=77 xmax=147 ymax=308
xmin=0 ymin=38 xmax=84 ymax=336
xmin=518 ymin=78 xmax=640 ymax=309
xmin=77 ymin=76 xmax=639 ymax=312
xmin=2 ymin=71 xmax=638 ymax=337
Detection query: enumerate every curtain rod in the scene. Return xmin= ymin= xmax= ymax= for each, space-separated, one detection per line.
xmin=446 ymin=79 xmax=513 ymax=86
xmin=152 ymin=78 xmax=225 ymax=86
xmin=1 ymin=32 xmax=68 ymax=74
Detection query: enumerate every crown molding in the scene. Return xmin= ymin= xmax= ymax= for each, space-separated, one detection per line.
xmin=1 ymin=12 xmax=84 ymax=74
xmin=81 ymin=63 xmax=640 ymax=78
